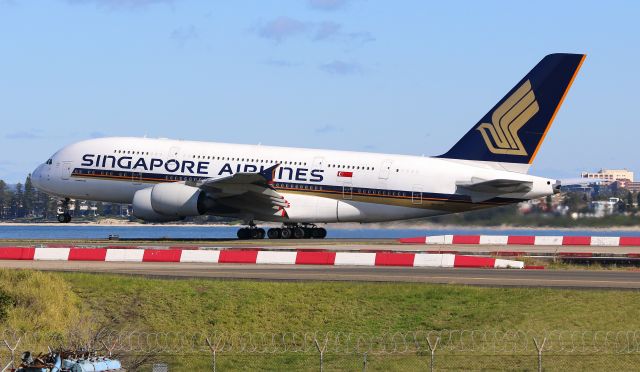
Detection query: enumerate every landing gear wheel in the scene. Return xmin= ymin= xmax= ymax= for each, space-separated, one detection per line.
xmin=280 ymin=228 xmax=293 ymax=239
xmin=292 ymin=227 xmax=306 ymax=239
xmin=237 ymin=226 xmax=265 ymax=240
xmin=253 ymin=228 xmax=265 ymax=239
xmin=237 ymin=228 xmax=250 ymax=240
xmin=312 ymin=227 xmax=327 ymax=239
xmin=303 ymin=228 xmax=313 ymax=238
xmin=57 ymin=213 xmax=71 ymax=223
xmin=57 ymin=198 xmax=72 ymax=223
xmin=267 ymin=228 xmax=282 ymax=239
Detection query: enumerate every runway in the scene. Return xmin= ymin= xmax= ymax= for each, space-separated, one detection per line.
xmin=2 ymin=260 xmax=640 ymax=289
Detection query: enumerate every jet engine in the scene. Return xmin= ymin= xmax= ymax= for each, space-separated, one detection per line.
xmin=132 ymin=183 xmax=213 ymax=222
xmin=132 ymin=187 xmax=182 ymax=222
xmin=150 ymin=182 xmax=209 ymax=217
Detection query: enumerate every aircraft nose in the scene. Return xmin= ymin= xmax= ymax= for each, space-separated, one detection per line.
xmin=32 ymin=164 xmax=43 ymax=189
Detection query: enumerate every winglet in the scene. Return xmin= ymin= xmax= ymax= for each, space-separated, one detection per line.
xmin=259 ymin=163 xmax=280 ymax=184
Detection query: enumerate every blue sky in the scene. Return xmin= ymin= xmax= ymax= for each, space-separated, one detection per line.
xmin=0 ymin=0 xmax=638 ymax=183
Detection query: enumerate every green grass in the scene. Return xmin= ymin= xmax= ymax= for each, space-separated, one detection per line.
xmin=0 ymin=270 xmax=81 ymax=333
xmin=2 ymin=270 xmax=640 ymax=370
xmin=60 ymin=273 xmax=640 ymax=370
xmin=59 ymin=272 xmax=640 ymax=332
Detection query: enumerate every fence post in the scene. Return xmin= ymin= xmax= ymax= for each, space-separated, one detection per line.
xmin=533 ymin=337 xmax=546 ymax=372
xmin=206 ymin=337 xmax=221 ymax=372
xmin=362 ymin=352 xmax=367 ymax=372
xmin=100 ymin=340 xmax=118 ymax=357
xmin=426 ymin=336 xmax=440 ymax=372
xmin=314 ymin=338 xmax=326 ymax=372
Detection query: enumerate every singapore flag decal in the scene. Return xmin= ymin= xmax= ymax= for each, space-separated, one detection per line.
xmin=337 ymin=171 xmax=353 ymax=178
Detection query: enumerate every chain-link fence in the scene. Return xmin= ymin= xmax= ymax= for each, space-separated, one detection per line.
xmin=2 ymin=329 xmax=640 ymax=370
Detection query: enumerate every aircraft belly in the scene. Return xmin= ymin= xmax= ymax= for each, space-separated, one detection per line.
xmin=279 ymin=192 xmax=441 ymax=223
xmin=279 ymin=193 xmax=338 ymax=223
xmin=66 ymin=178 xmax=141 ymax=204
xmin=336 ymin=200 xmax=437 ymax=222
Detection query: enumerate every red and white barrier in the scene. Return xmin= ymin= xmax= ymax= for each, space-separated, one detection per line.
xmin=0 ymin=247 xmax=524 ymax=269
xmin=399 ymin=235 xmax=640 ymax=247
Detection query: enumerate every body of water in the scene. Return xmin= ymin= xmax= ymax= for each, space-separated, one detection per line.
xmin=0 ymin=225 xmax=639 ymax=240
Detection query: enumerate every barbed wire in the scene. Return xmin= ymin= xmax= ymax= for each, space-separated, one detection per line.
xmin=1 ymin=329 xmax=640 ymax=355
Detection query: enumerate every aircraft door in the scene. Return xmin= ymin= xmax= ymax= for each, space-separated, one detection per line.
xmin=312 ymin=156 xmax=325 ymax=168
xmin=379 ymin=159 xmax=393 ymax=179
xmin=60 ymin=162 xmax=73 ymax=180
xmin=411 ymin=185 xmax=423 ymax=205
xmin=168 ymin=146 xmax=181 ymax=159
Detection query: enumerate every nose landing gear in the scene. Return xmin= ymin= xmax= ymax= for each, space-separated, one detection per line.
xmin=56 ymin=198 xmax=72 ymax=223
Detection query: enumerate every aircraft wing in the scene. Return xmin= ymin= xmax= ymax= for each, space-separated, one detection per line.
xmin=456 ymin=177 xmax=533 ymax=203
xmin=195 ymin=164 xmax=289 ymax=214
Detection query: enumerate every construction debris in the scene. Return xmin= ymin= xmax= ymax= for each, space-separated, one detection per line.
xmin=15 ymin=349 xmax=124 ymax=372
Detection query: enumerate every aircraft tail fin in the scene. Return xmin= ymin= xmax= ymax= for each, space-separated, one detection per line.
xmin=437 ymin=53 xmax=585 ymax=172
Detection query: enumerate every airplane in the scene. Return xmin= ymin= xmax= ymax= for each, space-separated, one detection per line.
xmin=31 ymin=53 xmax=585 ymax=240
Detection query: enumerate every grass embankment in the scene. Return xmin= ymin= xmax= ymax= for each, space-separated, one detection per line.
xmin=61 ymin=273 xmax=638 ymax=332
xmin=0 ymin=270 xmax=639 ymax=370
xmin=0 ymin=270 xmax=81 ymax=333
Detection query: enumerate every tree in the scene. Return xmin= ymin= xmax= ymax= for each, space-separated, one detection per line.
xmin=545 ymin=195 xmax=553 ymax=212
xmin=96 ymin=202 xmax=105 ymax=216
xmin=23 ymin=174 xmax=35 ymax=217
xmin=3 ymin=189 xmax=15 ymax=219
xmin=627 ymin=191 xmax=634 ymax=210
xmin=12 ymin=183 xmax=24 ymax=218
xmin=39 ymin=192 xmax=56 ymax=219
xmin=618 ymin=200 xmax=627 ymax=213
xmin=563 ymin=192 xmax=584 ymax=212
xmin=0 ymin=180 xmax=6 ymax=219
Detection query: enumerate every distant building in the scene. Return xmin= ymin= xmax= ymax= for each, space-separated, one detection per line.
xmin=591 ymin=197 xmax=621 ymax=217
xmin=580 ymin=169 xmax=634 ymax=184
xmin=613 ymin=179 xmax=640 ymax=193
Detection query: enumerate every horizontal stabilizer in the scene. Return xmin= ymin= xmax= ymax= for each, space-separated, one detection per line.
xmin=456 ymin=178 xmax=533 ymax=203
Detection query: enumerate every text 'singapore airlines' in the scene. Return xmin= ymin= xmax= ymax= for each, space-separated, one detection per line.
xmin=80 ymin=154 xmax=325 ymax=182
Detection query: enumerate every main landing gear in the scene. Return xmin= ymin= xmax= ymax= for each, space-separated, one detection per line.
xmin=236 ymin=224 xmax=266 ymax=240
xmin=236 ymin=223 xmax=327 ymax=240
xmin=268 ymin=223 xmax=327 ymax=240
xmin=56 ymin=198 xmax=72 ymax=223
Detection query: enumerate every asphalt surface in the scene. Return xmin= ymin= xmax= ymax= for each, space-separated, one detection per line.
xmin=1 ymin=260 xmax=640 ymax=289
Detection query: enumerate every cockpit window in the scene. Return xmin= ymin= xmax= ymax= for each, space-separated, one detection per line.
xmin=46 ymin=159 xmax=53 ymax=165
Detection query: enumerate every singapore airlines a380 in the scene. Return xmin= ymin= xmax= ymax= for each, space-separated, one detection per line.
xmin=31 ymin=53 xmax=585 ymax=240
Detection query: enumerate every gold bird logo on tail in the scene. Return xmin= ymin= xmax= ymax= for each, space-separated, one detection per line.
xmin=477 ymin=80 xmax=539 ymax=156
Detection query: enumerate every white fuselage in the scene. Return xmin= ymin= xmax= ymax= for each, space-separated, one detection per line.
xmin=32 ymin=137 xmax=556 ymax=223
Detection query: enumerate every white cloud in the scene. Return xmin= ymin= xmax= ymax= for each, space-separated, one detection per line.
xmin=65 ymin=0 xmax=178 ymax=9
xmin=319 ymin=60 xmax=361 ymax=75
xmin=171 ymin=25 xmax=199 ymax=46
xmin=257 ymin=16 xmax=308 ymax=42
xmin=308 ymin=0 xmax=349 ymax=11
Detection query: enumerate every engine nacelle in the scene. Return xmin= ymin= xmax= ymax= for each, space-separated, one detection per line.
xmin=150 ymin=182 xmax=208 ymax=217
xmin=132 ymin=187 xmax=182 ymax=222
